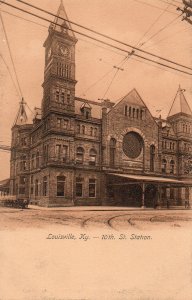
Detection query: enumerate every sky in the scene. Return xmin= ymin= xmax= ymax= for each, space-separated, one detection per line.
xmin=0 ymin=0 xmax=192 ymax=180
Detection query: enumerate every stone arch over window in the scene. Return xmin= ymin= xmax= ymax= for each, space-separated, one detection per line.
xmin=150 ymin=145 xmax=155 ymax=172
xmin=76 ymin=147 xmax=84 ymax=164
xmin=109 ymin=138 xmax=116 ymax=167
xmin=162 ymin=159 xmax=167 ymax=174
xmin=170 ymin=160 xmax=175 ymax=174
xmin=89 ymin=149 xmax=97 ymax=165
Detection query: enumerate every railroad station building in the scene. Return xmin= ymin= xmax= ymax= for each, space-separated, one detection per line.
xmin=9 ymin=1 xmax=192 ymax=207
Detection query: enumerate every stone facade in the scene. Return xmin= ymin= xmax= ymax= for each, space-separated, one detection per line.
xmin=9 ymin=2 xmax=192 ymax=207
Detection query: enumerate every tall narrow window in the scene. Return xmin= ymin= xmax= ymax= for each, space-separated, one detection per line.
xmin=82 ymin=125 xmax=85 ymax=134
xmin=133 ymin=108 xmax=135 ymax=118
xmin=89 ymin=179 xmax=96 ymax=198
xmin=94 ymin=128 xmax=98 ymax=137
xmin=56 ymin=144 xmax=62 ymax=159
xmin=150 ymin=145 xmax=155 ymax=172
xmin=57 ymin=118 xmax=62 ymax=128
xmin=170 ymin=160 xmax=175 ymax=174
xmin=110 ymin=138 xmax=116 ymax=167
xmin=76 ymin=177 xmax=83 ymax=197
xmin=57 ymin=176 xmax=65 ymax=197
xmin=125 ymin=105 xmax=128 ymax=116
xmin=63 ymin=145 xmax=68 ymax=162
xmin=76 ymin=147 xmax=84 ymax=164
xmin=56 ymin=89 xmax=60 ymax=102
xmin=162 ymin=159 xmax=167 ymax=174
xmin=36 ymin=151 xmax=40 ymax=168
xmin=67 ymin=90 xmax=71 ymax=102
xmin=89 ymin=149 xmax=97 ymax=165
xmin=43 ymin=176 xmax=48 ymax=196
xmin=129 ymin=107 xmax=131 ymax=117
xmin=35 ymin=179 xmax=39 ymax=196
xmin=63 ymin=119 xmax=69 ymax=129
xmin=31 ymin=154 xmax=35 ymax=169
xmin=61 ymin=91 xmax=65 ymax=104
xmin=90 ymin=127 xmax=93 ymax=136
xmin=136 ymin=109 xmax=139 ymax=119
xmin=30 ymin=175 xmax=34 ymax=195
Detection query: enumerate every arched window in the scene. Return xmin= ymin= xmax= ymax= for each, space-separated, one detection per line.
xmin=170 ymin=160 xmax=175 ymax=174
xmin=57 ymin=176 xmax=65 ymax=197
xmin=162 ymin=159 xmax=167 ymax=174
xmin=150 ymin=145 xmax=155 ymax=172
xmin=76 ymin=147 xmax=84 ymax=164
xmin=110 ymin=138 xmax=116 ymax=167
xmin=43 ymin=176 xmax=48 ymax=196
xmin=89 ymin=149 xmax=97 ymax=165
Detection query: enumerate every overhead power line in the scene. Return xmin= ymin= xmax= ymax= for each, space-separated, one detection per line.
xmin=4 ymin=0 xmax=191 ymax=72
xmin=0 ymin=1 xmax=191 ymax=76
xmin=132 ymin=0 xmax=178 ymax=14
xmin=0 ymin=11 xmax=23 ymax=98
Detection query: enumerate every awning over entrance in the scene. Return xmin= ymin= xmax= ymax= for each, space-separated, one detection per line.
xmin=108 ymin=173 xmax=191 ymax=185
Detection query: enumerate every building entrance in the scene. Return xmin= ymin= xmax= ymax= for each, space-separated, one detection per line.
xmin=144 ymin=184 xmax=157 ymax=208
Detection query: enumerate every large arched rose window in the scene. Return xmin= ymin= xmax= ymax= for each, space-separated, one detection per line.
xmin=123 ymin=132 xmax=143 ymax=159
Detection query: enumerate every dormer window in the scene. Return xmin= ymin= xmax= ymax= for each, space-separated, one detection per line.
xmin=80 ymin=102 xmax=92 ymax=119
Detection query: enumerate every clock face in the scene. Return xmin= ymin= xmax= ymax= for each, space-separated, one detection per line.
xmin=59 ymin=45 xmax=70 ymax=57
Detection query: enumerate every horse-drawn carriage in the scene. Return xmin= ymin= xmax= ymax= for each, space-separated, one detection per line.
xmin=0 ymin=195 xmax=29 ymax=209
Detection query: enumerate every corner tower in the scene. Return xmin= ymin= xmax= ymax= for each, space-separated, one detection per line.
xmin=42 ymin=0 xmax=78 ymax=117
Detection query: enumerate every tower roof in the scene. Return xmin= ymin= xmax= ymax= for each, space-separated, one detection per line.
xmin=52 ymin=0 xmax=75 ymax=38
xmin=168 ymin=86 xmax=192 ymax=117
xmin=13 ymin=98 xmax=28 ymax=126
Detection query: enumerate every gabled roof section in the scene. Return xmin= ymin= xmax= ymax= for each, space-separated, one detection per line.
xmin=52 ymin=0 xmax=75 ymax=38
xmin=113 ymin=88 xmax=146 ymax=109
xmin=168 ymin=86 xmax=192 ymax=117
xmin=13 ymin=98 xmax=28 ymax=126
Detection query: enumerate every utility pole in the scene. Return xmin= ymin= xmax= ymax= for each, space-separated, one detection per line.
xmin=177 ymin=0 xmax=192 ymax=24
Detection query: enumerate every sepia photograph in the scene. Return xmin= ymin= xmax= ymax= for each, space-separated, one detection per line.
xmin=0 ymin=0 xmax=192 ymax=299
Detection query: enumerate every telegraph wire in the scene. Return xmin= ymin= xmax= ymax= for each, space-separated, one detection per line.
xmin=0 ymin=4 xmax=191 ymax=99
xmin=136 ymin=1 xmax=173 ymax=47
xmin=0 ymin=53 xmax=20 ymax=97
xmin=3 ymin=8 xmax=189 ymax=92
xmin=131 ymin=0 xmax=178 ymax=14
xmin=141 ymin=13 xmax=182 ymax=47
xmin=100 ymin=0 xmax=180 ymax=97
xmin=3 ymin=0 xmax=192 ymax=72
xmin=0 ymin=11 xmax=23 ymax=98
xmin=144 ymin=26 xmax=192 ymax=50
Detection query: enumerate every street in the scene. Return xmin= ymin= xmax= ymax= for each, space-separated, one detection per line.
xmin=0 ymin=206 xmax=192 ymax=231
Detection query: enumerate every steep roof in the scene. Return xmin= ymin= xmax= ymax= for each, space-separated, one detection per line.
xmin=168 ymin=86 xmax=192 ymax=117
xmin=13 ymin=98 xmax=28 ymax=126
xmin=52 ymin=0 xmax=75 ymax=38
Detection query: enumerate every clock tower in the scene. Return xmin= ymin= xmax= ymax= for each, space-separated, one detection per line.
xmin=42 ymin=0 xmax=78 ymax=117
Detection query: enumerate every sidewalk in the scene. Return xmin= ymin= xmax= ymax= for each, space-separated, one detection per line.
xmin=28 ymin=205 xmax=189 ymax=211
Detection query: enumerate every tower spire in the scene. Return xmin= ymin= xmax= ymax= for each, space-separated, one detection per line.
xmin=51 ymin=0 xmax=75 ymax=37
xmin=168 ymin=85 xmax=192 ymax=117
xmin=13 ymin=98 xmax=28 ymax=126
